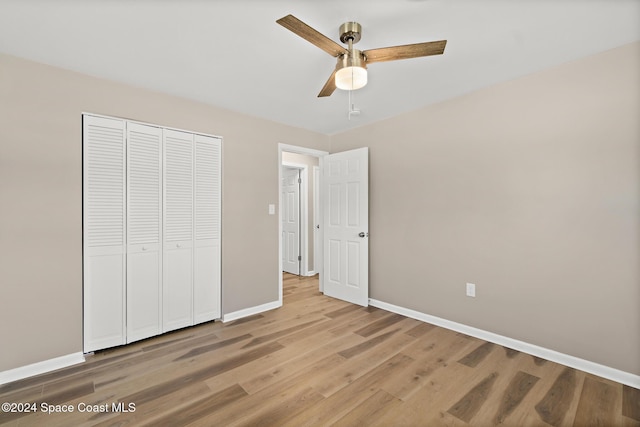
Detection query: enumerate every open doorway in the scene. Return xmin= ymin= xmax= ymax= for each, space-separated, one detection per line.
xmin=278 ymin=144 xmax=328 ymax=305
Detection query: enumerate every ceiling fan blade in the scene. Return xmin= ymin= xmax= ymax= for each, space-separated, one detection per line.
xmin=318 ymin=69 xmax=337 ymax=97
xmin=277 ymin=14 xmax=347 ymax=57
xmin=364 ymin=40 xmax=447 ymax=63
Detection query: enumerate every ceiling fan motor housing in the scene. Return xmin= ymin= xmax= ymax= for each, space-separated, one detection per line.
xmin=339 ymin=21 xmax=362 ymax=44
xmin=337 ymin=49 xmax=366 ymax=69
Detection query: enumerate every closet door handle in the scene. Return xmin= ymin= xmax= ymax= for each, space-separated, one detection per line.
xmin=176 ymin=243 xmax=181 ymax=248
xmin=142 ymin=246 xmax=147 ymax=251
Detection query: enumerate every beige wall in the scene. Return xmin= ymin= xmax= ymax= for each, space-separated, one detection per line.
xmin=331 ymin=42 xmax=640 ymax=375
xmin=0 ymin=53 xmax=329 ymax=371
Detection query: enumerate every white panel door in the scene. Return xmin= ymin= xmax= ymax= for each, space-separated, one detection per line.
xmin=323 ymin=147 xmax=369 ymax=306
xmin=163 ymin=129 xmax=194 ymax=332
xmin=193 ymin=134 xmax=221 ymax=323
xmin=282 ymin=167 xmax=300 ymax=274
xmin=83 ymin=115 xmax=126 ymax=352
xmin=126 ymin=122 xmax=162 ymax=343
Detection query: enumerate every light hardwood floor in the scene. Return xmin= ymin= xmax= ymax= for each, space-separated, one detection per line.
xmin=1 ymin=273 xmax=639 ymax=426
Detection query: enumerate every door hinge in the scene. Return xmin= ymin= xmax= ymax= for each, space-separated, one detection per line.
xmin=298 ymin=178 xmax=302 ymax=184
xmin=298 ymin=255 xmax=302 ymax=261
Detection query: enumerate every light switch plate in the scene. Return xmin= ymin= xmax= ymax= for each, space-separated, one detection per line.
xmin=268 ymin=204 xmax=275 ymax=215
xmin=466 ymin=283 xmax=476 ymax=297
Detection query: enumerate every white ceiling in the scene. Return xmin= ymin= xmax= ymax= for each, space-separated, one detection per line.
xmin=1 ymin=0 xmax=638 ymax=135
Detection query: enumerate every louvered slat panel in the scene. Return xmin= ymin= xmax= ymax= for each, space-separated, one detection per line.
xmin=128 ymin=125 xmax=161 ymax=245
xmin=195 ymin=135 xmax=221 ymax=240
xmin=164 ymin=132 xmax=193 ymax=242
xmin=86 ymin=122 xmax=125 ymax=247
xmin=83 ymin=114 xmax=126 ymax=352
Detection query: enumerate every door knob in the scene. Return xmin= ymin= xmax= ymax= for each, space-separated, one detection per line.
xmin=358 ymin=232 xmax=369 ymax=238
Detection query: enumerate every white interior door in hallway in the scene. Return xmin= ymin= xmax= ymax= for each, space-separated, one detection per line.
xmin=323 ymin=147 xmax=369 ymax=306
xmin=282 ymin=167 xmax=301 ymax=275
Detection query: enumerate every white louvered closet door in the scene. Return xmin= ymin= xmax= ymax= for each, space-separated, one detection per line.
xmin=83 ymin=115 xmax=126 ymax=352
xmin=163 ymin=129 xmax=194 ymax=332
xmin=126 ymin=123 xmax=162 ymax=343
xmin=193 ymin=134 xmax=222 ymax=323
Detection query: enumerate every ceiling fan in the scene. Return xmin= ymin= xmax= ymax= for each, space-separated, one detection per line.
xmin=276 ymin=14 xmax=447 ymax=97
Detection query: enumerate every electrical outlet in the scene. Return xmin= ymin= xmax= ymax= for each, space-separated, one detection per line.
xmin=466 ymin=283 xmax=476 ymax=297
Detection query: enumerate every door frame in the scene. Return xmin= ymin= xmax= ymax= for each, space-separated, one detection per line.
xmin=278 ymin=144 xmax=328 ymax=304
xmin=312 ymin=165 xmax=320 ymax=278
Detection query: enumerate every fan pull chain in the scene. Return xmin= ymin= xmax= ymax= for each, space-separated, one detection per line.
xmin=348 ymin=87 xmax=360 ymax=120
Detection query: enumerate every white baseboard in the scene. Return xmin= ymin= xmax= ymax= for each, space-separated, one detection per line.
xmin=369 ymin=298 xmax=640 ymax=389
xmin=222 ymin=300 xmax=282 ymax=323
xmin=0 ymin=352 xmax=85 ymax=386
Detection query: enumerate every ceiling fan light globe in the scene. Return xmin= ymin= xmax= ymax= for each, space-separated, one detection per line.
xmin=335 ymin=66 xmax=367 ymax=90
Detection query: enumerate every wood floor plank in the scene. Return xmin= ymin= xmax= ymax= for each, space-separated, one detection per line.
xmin=228 ymin=387 xmax=325 ymax=427
xmin=535 ymin=366 xmax=579 ymax=427
xmin=382 ymin=327 xmax=477 ymax=401
xmin=0 ymin=384 xmax=43 ymax=412
xmin=188 ymin=356 xmax=345 ymax=426
xmin=280 ymin=353 xmax=415 ymax=427
xmin=337 ymin=328 xmax=402 ymax=359
xmin=84 ymin=332 xmax=253 ymax=398
xmin=314 ymin=330 xmax=416 ymax=398
xmin=504 ymin=347 xmax=521 ymax=358
xmin=447 ymin=372 xmax=499 ymax=422
xmin=401 ymin=339 xmax=499 ymax=421
xmin=573 ymin=376 xmax=618 ymax=427
xmin=135 ymin=384 xmax=248 ymax=426
xmin=120 ymin=341 xmax=284 ymax=406
xmin=78 ymin=328 xmax=237 ymax=391
xmin=457 ymin=341 xmax=495 ymax=368
xmin=623 ymin=384 xmax=640 ymax=422
xmin=239 ymin=318 xmax=324 ymax=348
xmin=400 ymin=326 xmax=475 ymax=360
xmin=354 ymin=312 xmax=406 ymax=337
xmin=0 ymin=381 xmax=95 ymax=425
xmin=533 ymin=356 xmax=548 ymax=366
xmin=81 ymin=381 xmax=213 ymax=427
xmin=493 ymin=370 xmax=540 ymax=424
xmin=237 ymin=334 xmax=362 ymax=395
xmin=327 ymin=306 xmax=390 ymax=336
xmin=275 ymin=310 xmax=366 ymax=347
xmin=332 ymin=388 xmax=402 ymax=427
xmin=324 ymin=303 xmax=364 ymax=319
xmin=404 ymin=321 xmax=436 ymax=338
xmin=173 ymin=333 xmax=252 ymax=361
